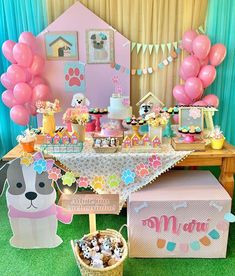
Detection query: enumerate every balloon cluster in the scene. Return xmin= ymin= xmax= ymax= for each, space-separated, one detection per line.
xmin=173 ymin=30 xmax=226 ymax=108
xmin=1 ymin=32 xmax=52 ymax=126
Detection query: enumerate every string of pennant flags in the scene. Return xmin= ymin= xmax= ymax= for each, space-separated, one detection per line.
xmin=130 ymin=25 xmax=205 ymax=55
xmin=111 ymin=47 xmax=181 ymax=76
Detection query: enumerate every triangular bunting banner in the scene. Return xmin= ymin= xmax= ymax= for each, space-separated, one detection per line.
xmin=198 ymin=25 xmax=205 ymax=34
xmin=136 ymin=43 xmax=142 ymax=54
xmin=167 ymin=43 xmax=172 ymax=52
xmin=131 ymin=42 xmax=136 ymax=51
xmin=148 ymin=44 xmax=153 ymax=55
xmin=137 ymin=69 xmax=142 ymax=75
xmin=161 ymin=43 xmax=166 ymax=55
xmin=173 ymin=41 xmax=178 ymax=50
xmin=142 ymin=44 xmax=148 ymax=54
xmin=154 ymin=44 xmax=159 ymax=55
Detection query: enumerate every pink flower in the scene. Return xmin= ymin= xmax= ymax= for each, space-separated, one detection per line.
xmin=48 ymin=167 xmax=62 ymax=181
xmin=189 ymin=108 xmax=201 ymax=119
xmin=78 ymin=177 xmax=89 ymax=188
xmin=148 ymin=155 xmax=161 ymax=169
xmin=135 ymin=163 xmax=150 ymax=177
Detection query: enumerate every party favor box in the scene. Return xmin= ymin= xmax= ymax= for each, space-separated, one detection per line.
xmin=127 ymin=171 xmax=231 ymax=258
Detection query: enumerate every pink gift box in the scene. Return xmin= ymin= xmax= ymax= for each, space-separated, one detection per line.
xmin=127 ymin=171 xmax=231 ymax=258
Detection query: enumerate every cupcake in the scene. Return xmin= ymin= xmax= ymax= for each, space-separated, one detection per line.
xmin=138 ymin=119 xmax=145 ymax=125
xmin=167 ymin=107 xmax=173 ymax=114
xmin=173 ymin=106 xmax=179 ymax=114
xmin=189 ymin=126 xmax=196 ymax=134
xmin=195 ymin=126 xmax=201 ymax=134
xmin=131 ymin=119 xmax=137 ymax=125
xmin=161 ymin=107 xmax=168 ymax=113
xmin=126 ymin=117 xmax=132 ymax=125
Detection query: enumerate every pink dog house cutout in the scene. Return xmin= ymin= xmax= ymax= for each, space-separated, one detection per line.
xmin=36 ymin=1 xmax=130 ymax=126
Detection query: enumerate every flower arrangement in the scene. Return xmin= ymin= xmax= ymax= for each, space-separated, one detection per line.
xmin=36 ymin=99 xmax=60 ymax=115
xmin=146 ymin=111 xmax=170 ymax=127
xmin=17 ymin=129 xmax=36 ymax=152
xmin=63 ymin=106 xmax=89 ymax=126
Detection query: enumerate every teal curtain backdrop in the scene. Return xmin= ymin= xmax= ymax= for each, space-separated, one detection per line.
xmin=0 ymin=0 xmax=48 ymax=157
xmin=206 ymin=0 xmax=235 ymax=144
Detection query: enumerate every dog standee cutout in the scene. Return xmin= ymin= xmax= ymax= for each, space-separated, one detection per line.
xmin=0 ymin=155 xmax=74 ymax=249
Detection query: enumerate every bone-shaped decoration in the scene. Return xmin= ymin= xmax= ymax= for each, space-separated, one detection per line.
xmin=209 ymin=201 xmax=223 ymax=212
xmin=172 ymin=202 xmax=187 ymax=211
xmin=134 ymin=202 xmax=148 ymax=213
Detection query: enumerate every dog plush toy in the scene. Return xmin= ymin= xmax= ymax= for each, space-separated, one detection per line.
xmin=0 ymin=152 xmax=74 ymax=249
xmin=71 ymin=93 xmax=90 ymax=108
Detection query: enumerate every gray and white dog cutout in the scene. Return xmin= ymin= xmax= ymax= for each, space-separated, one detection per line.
xmin=0 ymin=156 xmax=75 ymax=249
xmin=139 ymin=102 xmax=154 ymax=119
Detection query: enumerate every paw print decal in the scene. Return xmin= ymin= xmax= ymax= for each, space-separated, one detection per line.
xmin=48 ymin=167 xmax=62 ymax=181
xmin=65 ymin=67 xmax=84 ymax=87
xmin=121 ymin=169 xmax=136 ymax=185
xmin=107 ymin=175 xmax=121 ymax=188
xmin=34 ymin=159 xmax=47 ymax=174
xmin=148 ymin=155 xmax=162 ymax=169
xmin=135 ymin=163 xmax=150 ymax=178
xmin=62 ymin=172 xmax=76 ymax=186
xmin=78 ymin=177 xmax=89 ymax=188
xmin=92 ymin=176 xmax=105 ymax=189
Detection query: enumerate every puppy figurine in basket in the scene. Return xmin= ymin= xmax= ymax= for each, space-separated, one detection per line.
xmin=0 ymin=153 xmax=75 ymax=249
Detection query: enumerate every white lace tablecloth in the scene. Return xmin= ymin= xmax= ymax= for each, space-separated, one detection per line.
xmin=51 ymin=140 xmax=192 ymax=209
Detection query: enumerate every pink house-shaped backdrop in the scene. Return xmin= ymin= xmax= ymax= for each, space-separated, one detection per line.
xmin=36 ymin=1 xmax=130 ymax=126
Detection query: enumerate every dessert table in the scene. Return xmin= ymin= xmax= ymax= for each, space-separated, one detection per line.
xmin=2 ymin=139 xmax=235 ymax=198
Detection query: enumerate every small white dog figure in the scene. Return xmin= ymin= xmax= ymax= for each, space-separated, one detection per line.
xmin=0 ymin=156 xmax=73 ymax=249
xmin=71 ymin=93 xmax=90 ymax=107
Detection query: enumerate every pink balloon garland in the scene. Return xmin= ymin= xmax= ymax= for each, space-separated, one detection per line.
xmin=1 ymin=32 xmax=52 ymax=126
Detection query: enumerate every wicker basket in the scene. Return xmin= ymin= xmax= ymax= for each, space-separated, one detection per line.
xmin=93 ymin=141 xmax=120 ymax=153
xmin=71 ymin=228 xmax=128 ymax=276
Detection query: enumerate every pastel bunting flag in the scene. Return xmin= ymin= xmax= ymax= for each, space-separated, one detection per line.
xmin=121 ymin=66 xmax=126 ymax=73
xmin=198 ymin=25 xmax=205 ymax=34
xmin=131 ymin=69 xmax=136 ymax=75
xmin=136 ymin=43 xmax=142 ymax=54
xmin=162 ymin=59 xmax=168 ymax=66
xmin=131 ymin=42 xmax=136 ymax=51
xmin=115 ymin=63 xmax=121 ymax=70
xmin=167 ymin=43 xmax=172 ymax=52
xmin=142 ymin=68 xmax=148 ymax=75
xmin=137 ymin=69 xmax=142 ymax=75
xmin=142 ymin=44 xmax=148 ymax=54
xmin=161 ymin=43 xmax=166 ymax=55
xmin=147 ymin=67 xmax=153 ymax=74
xmin=125 ymin=68 xmax=130 ymax=75
xmin=167 ymin=56 xmax=173 ymax=63
xmin=158 ymin=63 xmax=164 ymax=69
xmin=154 ymin=44 xmax=159 ymax=55
xmin=148 ymin=44 xmax=153 ymax=55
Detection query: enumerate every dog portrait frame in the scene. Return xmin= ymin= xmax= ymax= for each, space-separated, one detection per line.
xmin=44 ymin=31 xmax=78 ymax=60
xmin=86 ymin=29 xmax=114 ymax=64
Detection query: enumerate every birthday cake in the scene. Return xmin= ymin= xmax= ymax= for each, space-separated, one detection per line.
xmin=108 ymin=94 xmax=132 ymax=120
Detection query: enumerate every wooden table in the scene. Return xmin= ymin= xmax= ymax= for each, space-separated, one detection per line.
xmin=3 ymin=141 xmax=235 ymax=198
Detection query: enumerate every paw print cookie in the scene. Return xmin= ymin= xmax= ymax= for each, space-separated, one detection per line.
xmin=62 ymin=172 xmax=76 ymax=186
xmin=78 ymin=177 xmax=89 ymax=188
xmin=107 ymin=175 xmax=121 ymax=188
xmin=148 ymin=155 xmax=161 ymax=169
xmin=65 ymin=67 xmax=84 ymax=87
xmin=33 ymin=159 xmax=47 ymax=174
xmin=135 ymin=163 xmax=149 ymax=177
xmin=121 ymin=169 xmax=136 ymax=185
xmin=92 ymin=176 xmax=105 ymax=189
xmin=20 ymin=153 xmax=34 ymax=167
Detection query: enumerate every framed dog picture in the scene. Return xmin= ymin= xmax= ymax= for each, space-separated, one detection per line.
xmin=44 ymin=31 xmax=78 ymax=60
xmin=86 ymin=29 xmax=114 ymax=64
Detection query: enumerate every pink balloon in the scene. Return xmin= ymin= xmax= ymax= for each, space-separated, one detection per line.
xmin=1 ymin=73 xmax=14 ymax=90
xmin=29 ymin=76 xmax=46 ymax=88
xmin=182 ymin=30 xmax=198 ymax=53
xmin=28 ymin=54 xmax=45 ymax=75
xmin=192 ymin=35 xmax=211 ymax=60
xmin=173 ymin=85 xmax=192 ymax=105
xmin=19 ymin=32 xmax=36 ymax=51
xmin=198 ymin=65 xmax=216 ymax=88
xmin=25 ymin=102 xmax=37 ymax=116
xmin=185 ymin=77 xmax=203 ymax=101
xmin=2 ymin=90 xmax=19 ymax=108
xmin=2 ymin=40 xmax=16 ymax=63
xmin=13 ymin=43 xmax=33 ymax=67
xmin=199 ymin=56 xmax=209 ymax=67
xmin=32 ymin=84 xmax=51 ymax=104
xmin=7 ymin=64 xmax=26 ymax=85
xmin=202 ymin=94 xmax=219 ymax=107
xmin=193 ymin=100 xmax=208 ymax=106
xmin=13 ymin=83 xmax=32 ymax=104
xmin=180 ymin=55 xmax=200 ymax=79
xmin=10 ymin=105 xmax=30 ymax=126
xmin=209 ymin=43 xmax=226 ymax=66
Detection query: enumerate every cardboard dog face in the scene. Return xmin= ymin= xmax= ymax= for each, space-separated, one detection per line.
xmin=139 ymin=103 xmax=153 ymax=117
xmin=4 ymin=159 xmax=56 ymax=212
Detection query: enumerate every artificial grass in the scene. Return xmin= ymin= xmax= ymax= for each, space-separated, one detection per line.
xmin=0 ymin=191 xmax=235 ymax=276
